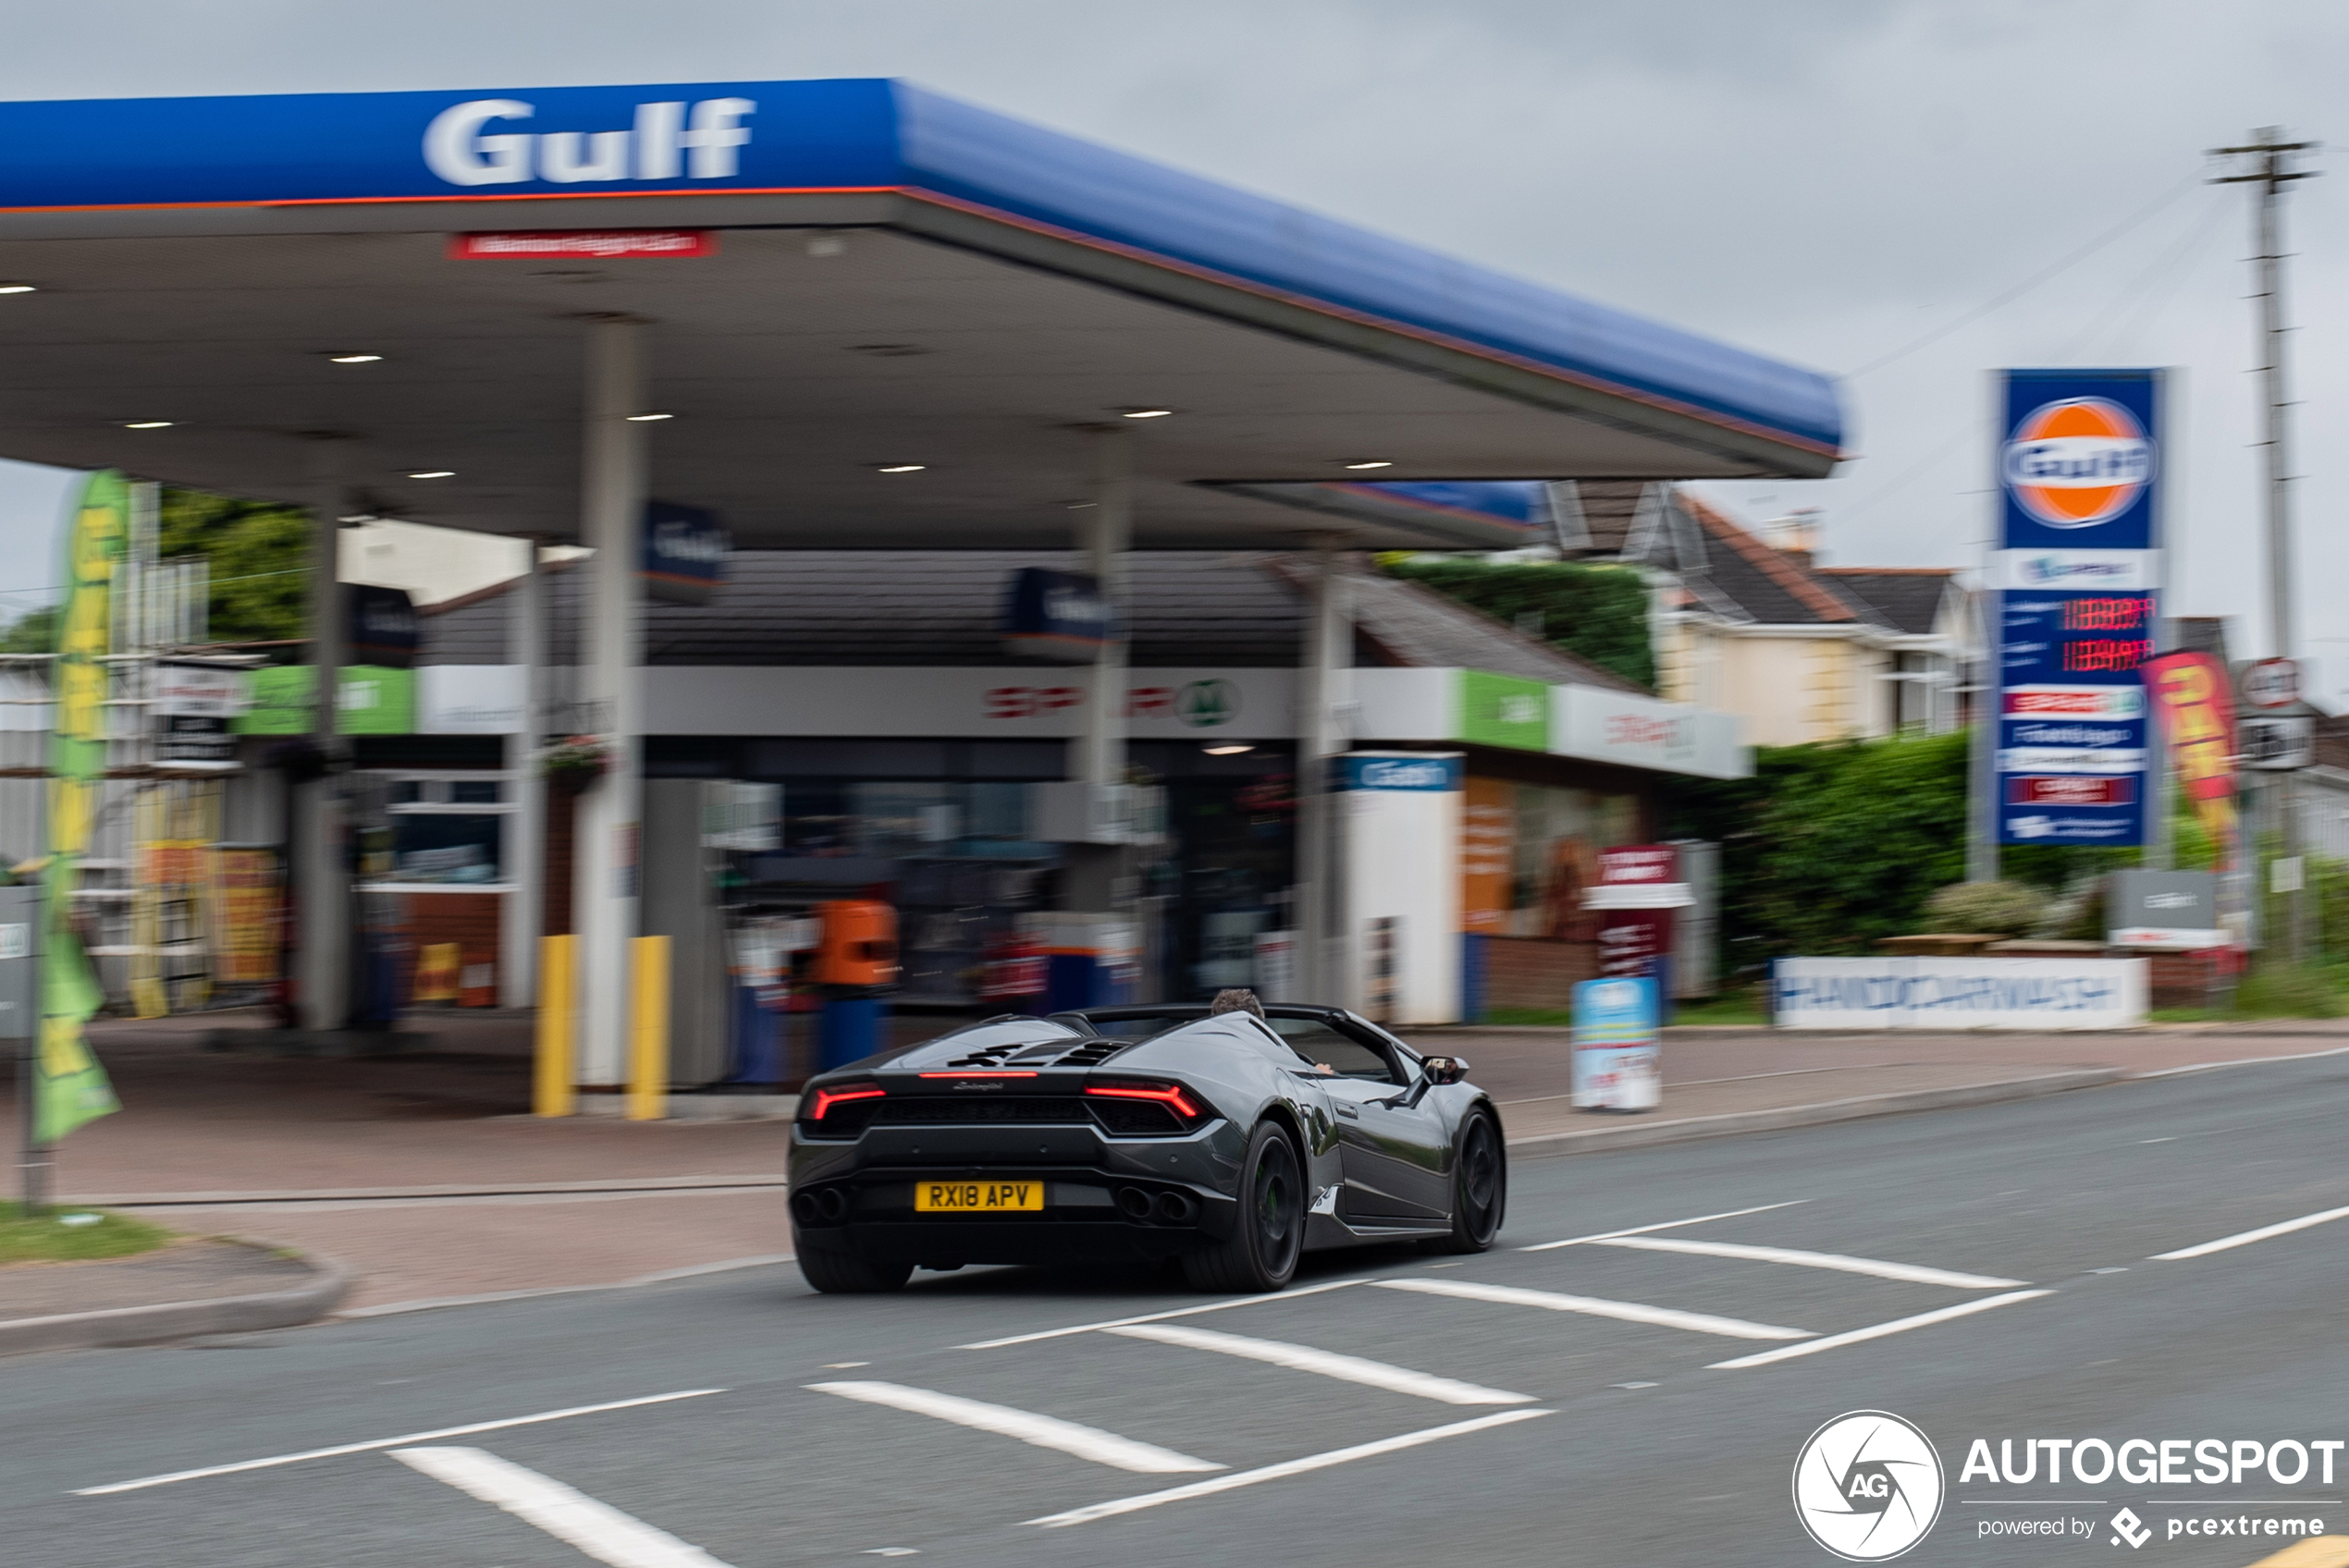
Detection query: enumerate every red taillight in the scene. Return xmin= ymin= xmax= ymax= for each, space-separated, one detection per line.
xmin=807 ymin=1084 xmax=885 ymax=1121
xmin=1085 ymin=1081 xmax=1203 ymax=1121
xmin=915 ymin=1071 xmax=1039 ymax=1079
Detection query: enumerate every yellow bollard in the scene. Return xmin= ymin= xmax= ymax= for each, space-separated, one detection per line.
xmin=535 ymin=934 xmax=576 ymax=1118
xmin=627 ymin=935 xmax=670 ymax=1121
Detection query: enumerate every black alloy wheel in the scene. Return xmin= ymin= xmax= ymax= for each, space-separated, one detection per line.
xmin=797 ymin=1246 xmax=914 ymax=1294
xmin=1436 ymin=1110 xmax=1506 ymax=1254
xmin=1182 ymin=1121 xmax=1304 ymax=1292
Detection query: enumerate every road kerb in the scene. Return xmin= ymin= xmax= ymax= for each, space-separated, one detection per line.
xmin=0 ymin=1236 xmax=351 ymax=1357
xmin=1504 ymin=1070 xmax=2124 ymax=1158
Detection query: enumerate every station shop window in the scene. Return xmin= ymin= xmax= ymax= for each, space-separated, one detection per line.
xmin=1463 ymin=778 xmax=1641 ymax=940
xmin=390 ymin=814 xmax=505 ymax=885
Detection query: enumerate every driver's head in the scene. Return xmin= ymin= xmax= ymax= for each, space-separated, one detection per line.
xmin=1210 ymin=987 xmax=1266 ymax=1019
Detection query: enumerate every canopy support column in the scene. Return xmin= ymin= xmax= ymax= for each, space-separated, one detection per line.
xmin=1078 ymin=428 xmax=1131 ymax=790
xmin=1294 ymin=538 xmax=1351 ymax=1005
xmin=293 ymin=436 xmax=351 ymax=1031
xmin=1063 ymin=428 xmax=1132 ymax=912
xmin=501 ymin=539 xmax=544 ymax=1010
xmin=574 ymin=318 xmax=648 ymax=1084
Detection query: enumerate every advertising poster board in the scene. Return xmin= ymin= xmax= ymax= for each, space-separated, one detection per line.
xmin=1570 ymin=975 xmax=1661 ymax=1110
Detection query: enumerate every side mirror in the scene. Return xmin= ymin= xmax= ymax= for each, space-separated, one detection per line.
xmin=1422 ymin=1055 xmax=1469 ymax=1086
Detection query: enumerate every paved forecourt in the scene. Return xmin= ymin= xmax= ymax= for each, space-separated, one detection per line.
xmin=11 ymin=1052 xmax=2349 ymax=1566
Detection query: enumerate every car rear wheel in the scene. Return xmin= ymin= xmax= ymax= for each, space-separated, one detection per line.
xmin=1434 ymin=1110 xmax=1505 ymax=1254
xmin=797 ymin=1247 xmax=914 ymax=1294
xmin=1182 ymin=1121 xmax=1304 ymax=1293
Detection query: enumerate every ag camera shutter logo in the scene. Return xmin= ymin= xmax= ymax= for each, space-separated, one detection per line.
xmin=1793 ymin=1411 xmax=1944 ymax=1561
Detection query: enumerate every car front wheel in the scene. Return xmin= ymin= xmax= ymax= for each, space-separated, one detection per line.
xmin=1435 ymin=1110 xmax=1505 ymax=1254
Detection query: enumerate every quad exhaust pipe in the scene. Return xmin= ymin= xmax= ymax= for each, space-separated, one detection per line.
xmin=1115 ymin=1186 xmax=1198 ymax=1225
xmin=792 ymin=1187 xmax=852 ymax=1225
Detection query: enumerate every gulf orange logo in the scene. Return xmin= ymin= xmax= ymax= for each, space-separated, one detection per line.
xmin=2001 ymin=398 xmax=2153 ymax=529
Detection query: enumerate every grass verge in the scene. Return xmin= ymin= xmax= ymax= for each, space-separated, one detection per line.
xmin=0 ymin=1204 xmax=174 ymax=1266
xmin=1478 ymin=994 xmax=1770 ymax=1029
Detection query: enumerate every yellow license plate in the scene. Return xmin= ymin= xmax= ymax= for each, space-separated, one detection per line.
xmin=914 ymin=1180 xmax=1044 ymax=1214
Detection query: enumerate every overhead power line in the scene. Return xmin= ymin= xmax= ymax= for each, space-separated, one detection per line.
xmin=1846 ymin=174 xmax=2204 ymax=379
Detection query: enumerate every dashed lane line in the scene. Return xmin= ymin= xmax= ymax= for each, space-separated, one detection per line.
xmin=1105 ymin=1323 xmax=1534 ymax=1406
xmin=1517 ymin=1201 xmax=1810 ymax=1253
xmin=806 ymin=1381 xmax=1223 ymax=1474
xmin=1023 ymin=1409 xmax=1555 ymax=1527
xmin=2152 ymin=1204 xmax=2349 ymax=1262
xmin=1373 ymin=1278 xmax=1812 ymax=1340
xmin=1593 ymin=1235 xmax=2028 ymax=1290
xmin=394 ymin=1446 xmax=732 ymax=1568
xmin=74 ymin=1389 xmax=728 ymax=1497
xmin=1705 ymin=1290 xmax=2053 ymax=1370
xmin=954 ymin=1277 xmax=1368 ymax=1350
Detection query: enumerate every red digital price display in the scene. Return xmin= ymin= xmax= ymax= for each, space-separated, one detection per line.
xmin=2060 ymin=596 xmax=2156 ymax=631
xmin=2061 ymin=639 xmax=2155 ymax=672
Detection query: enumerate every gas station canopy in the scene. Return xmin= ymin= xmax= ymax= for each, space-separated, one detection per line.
xmin=0 ymin=78 xmax=1841 ymax=547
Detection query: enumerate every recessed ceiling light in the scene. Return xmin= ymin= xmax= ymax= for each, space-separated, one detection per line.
xmin=123 ymin=421 xmax=173 ymax=430
xmin=1121 ymin=408 xmax=1174 ymax=420
xmin=625 ymin=411 xmax=674 ymax=422
xmin=1202 ymin=742 xmax=1255 ymax=755
xmin=875 ymin=464 xmax=927 ymax=473
xmin=0 ymin=284 xmax=36 ymax=295
xmin=327 ymin=353 xmax=384 ymax=364
xmin=407 ymin=470 xmax=456 ymax=479
xmin=1343 ymin=460 xmax=1394 ymax=470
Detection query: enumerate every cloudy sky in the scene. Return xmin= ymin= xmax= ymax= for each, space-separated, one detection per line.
xmin=3 ymin=1 xmax=2345 ymax=691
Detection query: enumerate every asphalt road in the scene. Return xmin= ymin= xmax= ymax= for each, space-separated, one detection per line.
xmin=12 ymin=1053 xmax=2349 ymax=1568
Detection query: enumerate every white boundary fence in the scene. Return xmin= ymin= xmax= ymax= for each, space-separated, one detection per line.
xmin=1773 ymin=957 xmax=2148 ymax=1030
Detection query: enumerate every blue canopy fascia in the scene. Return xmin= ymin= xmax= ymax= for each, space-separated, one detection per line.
xmin=1206 ymin=480 xmax=1556 ymax=549
xmin=0 ymin=77 xmax=1842 ymax=465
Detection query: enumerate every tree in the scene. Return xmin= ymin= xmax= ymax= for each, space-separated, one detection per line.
xmin=1666 ymin=729 xmax=2137 ymax=973
xmin=156 ymin=489 xmax=312 ymax=644
xmin=0 ymin=606 xmax=56 ymax=653
xmin=1377 ymin=557 xmax=1654 ymax=688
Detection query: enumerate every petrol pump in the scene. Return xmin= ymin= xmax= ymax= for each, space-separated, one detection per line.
xmin=815 ymin=900 xmax=898 ymax=1071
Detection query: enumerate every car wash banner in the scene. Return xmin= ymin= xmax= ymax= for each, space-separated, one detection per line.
xmin=1993 ymin=370 xmax=2164 ymax=847
xmin=38 ymin=471 xmax=126 ymax=1145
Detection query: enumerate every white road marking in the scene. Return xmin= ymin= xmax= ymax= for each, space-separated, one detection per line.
xmin=954 ymin=1277 xmax=1367 ymax=1349
xmin=1705 ymin=1289 xmax=2053 ymax=1370
xmin=1105 ymin=1323 xmax=1533 ymax=1405
xmin=1374 ymin=1279 xmax=1811 ymax=1340
xmin=1593 ymin=1235 xmax=2028 ymax=1289
xmin=1024 ymin=1408 xmax=1554 ymax=1527
xmin=2151 ymin=1203 xmax=2349 ymax=1261
xmin=393 ymin=1446 xmax=732 ymax=1568
xmin=1517 ymin=1201 xmax=1809 ymax=1252
xmin=74 ymin=1389 xmax=727 ymax=1496
xmin=806 ymin=1381 xmax=1222 ymax=1474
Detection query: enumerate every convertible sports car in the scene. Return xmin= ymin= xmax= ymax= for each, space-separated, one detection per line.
xmin=788 ymin=1001 xmax=1506 ymax=1293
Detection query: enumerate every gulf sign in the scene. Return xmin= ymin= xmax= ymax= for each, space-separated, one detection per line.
xmin=1999 ymin=371 xmax=2160 ymax=552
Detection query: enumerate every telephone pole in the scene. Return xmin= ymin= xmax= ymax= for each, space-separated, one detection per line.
xmin=2210 ymin=129 xmax=2318 ymax=962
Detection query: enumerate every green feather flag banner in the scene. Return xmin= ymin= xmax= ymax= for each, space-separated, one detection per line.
xmin=34 ymin=471 xmax=125 ymax=1145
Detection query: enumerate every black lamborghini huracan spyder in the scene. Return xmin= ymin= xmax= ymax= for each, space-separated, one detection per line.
xmin=788 ymin=1003 xmax=1507 ymax=1293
